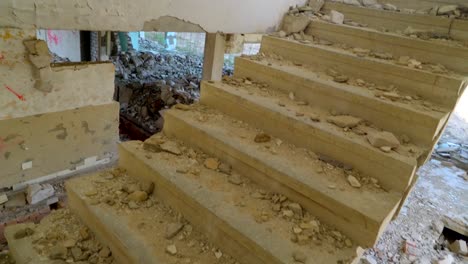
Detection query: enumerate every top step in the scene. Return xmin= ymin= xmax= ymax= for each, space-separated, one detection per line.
xmin=323 ymin=1 xmax=468 ymax=41
xmin=305 ymin=20 xmax=468 ymax=74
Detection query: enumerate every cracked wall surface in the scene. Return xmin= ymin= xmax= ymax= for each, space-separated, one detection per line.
xmin=0 ymin=0 xmax=307 ymax=33
xmin=0 ymin=28 xmax=118 ymax=188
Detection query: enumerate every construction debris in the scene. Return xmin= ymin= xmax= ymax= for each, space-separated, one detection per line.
xmin=26 ymin=183 xmax=55 ymax=205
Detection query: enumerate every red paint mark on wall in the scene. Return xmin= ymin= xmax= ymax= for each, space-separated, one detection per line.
xmin=47 ymin=30 xmax=61 ymax=46
xmin=4 ymin=85 xmax=26 ymax=101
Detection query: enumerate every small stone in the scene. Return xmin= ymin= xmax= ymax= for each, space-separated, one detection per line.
xmin=85 ymin=189 xmax=98 ymax=197
xmin=380 ymin=146 xmax=392 ymax=153
xmin=159 ymin=141 xmax=182 ymax=155
xmin=128 ymin=201 xmax=139 ymax=209
xmin=308 ymin=0 xmax=325 ymax=12
xmin=218 ymin=163 xmax=232 ymax=175
xmin=293 ymin=227 xmax=303 ymax=234
xmin=310 ymin=113 xmax=321 ymax=122
xmin=140 ymin=181 xmax=155 ymax=195
xmin=14 ymin=227 xmax=34 ymax=239
xmin=333 ymin=75 xmax=349 ymax=83
xmin=165 ymin=223 xmax=185 ymax=239
xmin=292 ymin=251 xmax=307 ymax=263
xmin=214 ymin=250 xmax=223 ymax=259
xmin=289 ymin=92 xmax=295 ymax=100
xmin=352 ymin=48 xmax=370 ymax=57
xmin=347 ymin=175 xmax=361 ymax=188
xmin=437 ymin=5 xmax=458 ymax=15
xmin=128 ymin=191 xmax=148 ymax=202
xmin=99 ymin=247 xmax=111 ymax=258
xmin=228 ymin=174 xmax=243 ymax=185
xmin=254 ymin=133 xmax=271 ymax=143
xmin=79 ymin=227 xmax=90 ymax=240
xmin=282 ymin=210 xmax=294 ymax=218
xmin=367 ymin=131 xmax=400 ymax=148
xmin=71 ymin=247 xmax=83 ymax=261
xmin=383 ymin=3 xmax=398 ymax=11
xmin=327 ymin=115 xmax=362 ymax=128
xmin=49 ymin=245 xmax=67 ymax=260
xmin=330 ymin=10 xmax=344 ymax=24
xmin=288 ymin=203 xmax=303 ymax=217
xmin=449 ymin=240 xmax=468 ymax=255
xmin=282 ymin=15 xmax=311 ymax=34
xmin=361 ymin=255 xmax=377 ymax=264
xmin=166 ymin=244 xmax=178 ymax=255
xmin=204 ymin=158 xmax=219 ymax=170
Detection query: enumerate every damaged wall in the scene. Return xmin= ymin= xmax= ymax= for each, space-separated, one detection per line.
xmin=0 ymin=28 xmax=118 ymax=188
xmin=37 ymin=30 xmax=81 ymax=62
xmin=0 ymin=0 xmax=307 ymax=33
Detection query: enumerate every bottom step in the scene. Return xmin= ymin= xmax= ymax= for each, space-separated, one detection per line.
xmin=119 ymin=137 xmax=362 ymax=263
xmin=66 ymin=170 xmax=238 ymax=264
xmin=4 ymin=209 xmax=114 ymax=264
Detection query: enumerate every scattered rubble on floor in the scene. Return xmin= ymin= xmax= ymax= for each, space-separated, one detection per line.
xmin=10 ymin=209 xmax=114 ymax=263
xmin=113 ymin=47 xmax=233 ymax=135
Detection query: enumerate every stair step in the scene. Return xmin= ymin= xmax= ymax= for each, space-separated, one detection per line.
xmin=259 ymin=36 xmax=466 ymax=109
xmin=233 ymin=56 xmax=450 ymax=147
xmin=66 ymin=171 xmax=242 ymax=264
xmin=305 ymin=20 xmax=468 ymax=74
xmin=201 ymin=80 xmax=419 ymax=192
xmin=163 ymin=106 xmax=403 ymax=246
xmin=323 ymin=2 xmax=468 ymax=41
xmin=118 ymin=139 xmax=361 ymax=263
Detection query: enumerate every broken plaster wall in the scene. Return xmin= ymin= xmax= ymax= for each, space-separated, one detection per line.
xmin=0 ymin=0 xmax=307 ymax=33
xmin=37 ymin=29 xmax=82 ymax=62
xmin=0 ymin=28 xmax=118 ymax=188
xmin=374 ymin=0 xmax=468 ymax=10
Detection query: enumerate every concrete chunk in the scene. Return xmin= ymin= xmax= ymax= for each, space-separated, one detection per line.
xmin=282 ymin=15 xmax=311 ymax=34
xmin=27 ymin=183 xmax=55 ymax=205
xmin=330 ymin=10 xmax=344 ymax=24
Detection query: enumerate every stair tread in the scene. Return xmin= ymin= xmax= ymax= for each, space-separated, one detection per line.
xmin=66 ymin=171 xmax=241 ymax=264
xmin=238 ymin=55 xmax=450 ymax=126
xmin=118 ymin=141 xmax=360 ymax=263
xmin=167 ymin=105 xmax=402 ymax=223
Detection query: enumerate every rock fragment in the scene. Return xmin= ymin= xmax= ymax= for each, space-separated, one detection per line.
xmin=308 ymin=0 xmax=325 ymax=12
xmin=330 ymin=10 xmax=345 ymax=24
xmin=327 ymin=115 xmax=362 ymax=128
xmin=292 ymin=251 xmax=308 ymax=263
xmin=449 ymin=239 xmax=468 ymax=255
xmin=166 ymin=244 xmax=178 ymax=255
xmin=49 ymin=245 xmax=67 ymax=260
xmin=228 ymin=174 xmax=243 ymax=185
xmin=128 ymin=191 xmax=148 ymax=202
xmin=254 ymin=133 xmax=272 ymax=143
xmin=165 ymin=223 xmax=185 ymax=239
xmin=347 ymin=175 xmax=361 ymax=188
xmin=14 ymin=227 xmax=34 ymax=239
xmin=367 ymin=131 xmax=400 ymax=149
xmin=204 ymin=158 xmax=220 ymax=170
xmin=282 ymin=15 xmax=311 ymax=35
xmin=361 ymin=255 xmax=377 ymax=264
xmin=288 ymin=203 xmax=303 ymax=217
xmin=159 ymin=141 xmax=182 ymax=155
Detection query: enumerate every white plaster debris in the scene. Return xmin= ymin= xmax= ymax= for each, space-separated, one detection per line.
xmin=27 ymin=183 xmax=55 ymax=205
xmin=21 ymin=161 xmax=33 ymax=170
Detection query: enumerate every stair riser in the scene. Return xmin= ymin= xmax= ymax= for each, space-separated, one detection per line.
xmin=118 ymin=144 xmax=282 ymax=264
xmin=164 ymin=111 xmax=381 ymax=247
xmin=201 ymin=82 xmax=415 ymax=192
xmin=260 ymin=36 xmax=465 ymax=109
xmin=306 ymin=21 xmax=468 ymax=74
xmin=234 ymin=57 xmax=447 ymax=147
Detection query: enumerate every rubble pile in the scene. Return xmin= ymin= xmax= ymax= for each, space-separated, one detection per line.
xmin=112 ymin=48 xmax=233 ymax=134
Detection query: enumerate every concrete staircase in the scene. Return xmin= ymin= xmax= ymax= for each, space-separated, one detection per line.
xmin=6 ymin=3 xmax=468 ymax=264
